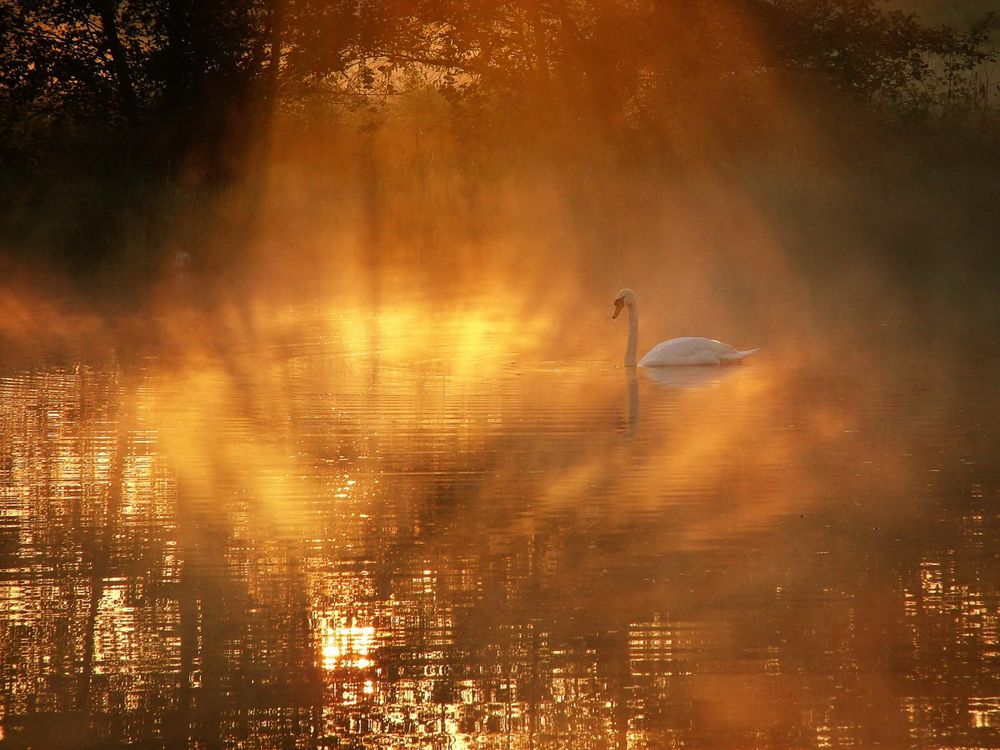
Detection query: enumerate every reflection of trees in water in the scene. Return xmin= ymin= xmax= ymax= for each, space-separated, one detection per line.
xmin=78 ymin=368 xmax=131 ymax=743
xmin=0 ymin=350 xmax=999 ymax=747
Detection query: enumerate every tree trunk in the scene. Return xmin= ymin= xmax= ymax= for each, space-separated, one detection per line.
xmin=265 ymin=0 xmax=286 ymax=114
xmin=95 ymin=0 xmax=139 ymax=126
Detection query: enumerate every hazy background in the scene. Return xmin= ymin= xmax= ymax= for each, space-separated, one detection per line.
xmin=0 ymin=0 xmax=997 ymax=360
xmin=1 ymin=6 xmax=999 ymax=747
xmin=901 ymin=0 xmax=998 ymax=28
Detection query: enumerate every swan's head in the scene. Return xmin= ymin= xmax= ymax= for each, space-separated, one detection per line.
xmin=612 ymin=288 xmax=636 ymax=319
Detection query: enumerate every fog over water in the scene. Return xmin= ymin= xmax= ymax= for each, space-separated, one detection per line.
xmin=0 ymin=288 xmax=998 ymax=747
xmin=1 ymin=1 xmax=999 ymax=747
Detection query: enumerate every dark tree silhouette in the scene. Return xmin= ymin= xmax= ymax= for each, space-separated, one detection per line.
xmin=0 ymin=0 xmax=994 ymax=278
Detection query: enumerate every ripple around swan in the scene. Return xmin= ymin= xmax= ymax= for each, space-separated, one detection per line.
xmin=640 ymin=363 xmax=744 ymax=388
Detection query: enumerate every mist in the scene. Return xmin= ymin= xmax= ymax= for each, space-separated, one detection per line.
xmin=1 ymin=3 xmax=999 ymax=748
xmin=1 ymin=0 xmax=997 ymax=363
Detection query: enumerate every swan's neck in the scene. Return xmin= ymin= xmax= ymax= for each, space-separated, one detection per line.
xmin=625 ymin=303 xmax=638 ymax=367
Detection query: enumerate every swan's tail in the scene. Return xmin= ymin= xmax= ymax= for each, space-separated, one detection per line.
xmin=723 ymin=347 xmax=760 ymax=363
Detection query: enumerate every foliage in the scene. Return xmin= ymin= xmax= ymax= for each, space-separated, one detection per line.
xmin=0 ymin=0 xmax=995 ymax=283
xmin=2 ymin=1 xmax=993 ymax=142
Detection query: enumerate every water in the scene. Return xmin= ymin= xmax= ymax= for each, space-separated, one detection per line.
xmin=0 ymin=303 xmax=998 ymax=749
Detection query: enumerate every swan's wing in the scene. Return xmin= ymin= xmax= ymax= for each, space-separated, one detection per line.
xmin=657 ymin=337 xmax=735 ymax=357
xmin=640 ymin=337 xmax=743 ymax=366
xmin=707 ymin=338 xmax=739 ymax=355
xmin=719 ymin=347 xmax=760 ymax=362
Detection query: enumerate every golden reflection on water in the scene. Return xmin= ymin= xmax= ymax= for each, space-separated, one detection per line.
xmin=0 ymin=301 xmax=998 ymax=748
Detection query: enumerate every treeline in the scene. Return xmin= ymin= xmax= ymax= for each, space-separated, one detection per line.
xmin=0 ymin=0 xmax=996 ymax=286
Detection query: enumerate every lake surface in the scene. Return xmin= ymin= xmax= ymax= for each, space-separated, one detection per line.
xmin=0 ymin=303 xmax=998 ymax=749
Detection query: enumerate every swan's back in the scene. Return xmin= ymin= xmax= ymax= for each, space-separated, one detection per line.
xmin=640 ymin=337 xmax=758 ymax=367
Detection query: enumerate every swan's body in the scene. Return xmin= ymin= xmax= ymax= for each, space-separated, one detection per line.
xmin=612 ymin=288 xmax=759 ymax=367
xmin=639 ymin=336 xmax=754 ymax=366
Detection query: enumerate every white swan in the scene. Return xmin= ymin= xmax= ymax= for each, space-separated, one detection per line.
xmin=613 ymin=288 xmax=759 ymax=367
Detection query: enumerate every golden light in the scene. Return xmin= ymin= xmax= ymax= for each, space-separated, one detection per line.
xmin=318 ymin=616 xmax=376 ymax=672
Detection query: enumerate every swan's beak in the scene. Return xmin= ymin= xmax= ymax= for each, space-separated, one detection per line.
xmin=612 ymin=298 xmax=624 ymax=319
